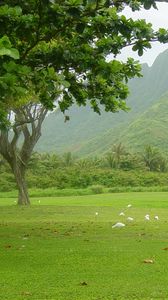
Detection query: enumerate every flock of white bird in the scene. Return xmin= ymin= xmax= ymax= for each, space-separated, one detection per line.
xmin=95 ymin=204 xmax=159 ymax=228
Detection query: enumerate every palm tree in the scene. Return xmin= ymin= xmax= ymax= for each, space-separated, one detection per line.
xmin=142 ymin=145 xmax=160 ymax=171
xmin=62 ymin=152 xmax=75 ymax=167
xmin=105 ymin=143 xmax=127 ymax=169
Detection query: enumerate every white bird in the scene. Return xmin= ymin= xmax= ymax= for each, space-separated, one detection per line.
xmin=127 ymin=204 xmax=132 ymax=208
xmin=127 ymin=217 xmax=134 ymax=221
xmin=145 ymin=214 xmax=150 ymax=221
xmin=112 ymin=222 xmax=125 ymax=228
xmin=95 ymin=212 xmax=98 ymax=216
xmin=119 ymin=212 xmax=125 ymax=216
xmin=154 ymin=215 xmax=159 ymax=220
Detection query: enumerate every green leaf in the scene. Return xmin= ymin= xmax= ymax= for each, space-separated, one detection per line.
xmin=0 ymin=47 xmax=19 ymax=59
xmin=3 ymin=61 xmax=17 ymax=72
xmin=0 ymin=47 xmax=11 ymax=56
xmin=0 ymin=35 xmax=11 ymax=48
xmin=143 ymin=1 xmax=152 ymax=9
xmin=138 ymin=48 xmax=143 ymax=56
xmin=8 ymin=48 xmax=20 ymax=59
xmin=68 ymin=0 xmax=83 ymax=5
xmin=62 ymin=80 xmax=71 ymax=88
xmin=132 ymin=45 xmax=138 ymax=52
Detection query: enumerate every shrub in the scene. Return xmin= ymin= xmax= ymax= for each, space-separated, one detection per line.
xmin=90 ymin=185 xmax=104 ymax=194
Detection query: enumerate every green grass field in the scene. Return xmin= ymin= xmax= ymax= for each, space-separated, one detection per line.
xmin=1 ymin=192 xmax=168 ymax=299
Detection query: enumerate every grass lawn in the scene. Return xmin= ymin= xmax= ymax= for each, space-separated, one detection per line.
xmin=1 ymin=192 xmax=168 ymax=299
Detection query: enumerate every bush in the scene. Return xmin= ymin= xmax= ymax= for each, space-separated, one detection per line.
xmin=0 ymin=172 xmax=16 ymax=192
xmin=90 ymin=185 xmax=104 ymax=194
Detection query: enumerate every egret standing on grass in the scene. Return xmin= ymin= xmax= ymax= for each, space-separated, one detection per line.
xmin=127 ymin=217 xmax=134 ymax=221
xmin=112 ymin=222 xmax=125 ymax=228
xmin=145 ymin=214 xmax=150 ymax=221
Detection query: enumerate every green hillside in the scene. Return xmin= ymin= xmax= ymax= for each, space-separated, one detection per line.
xmin=121 ymin=93 xmax=168 ymax=151
xmin=36 ymin=49 xmax=168 ymax=156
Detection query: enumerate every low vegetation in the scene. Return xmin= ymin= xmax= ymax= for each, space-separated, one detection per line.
xmin=0 ymin=145 xmax=168 ymax=195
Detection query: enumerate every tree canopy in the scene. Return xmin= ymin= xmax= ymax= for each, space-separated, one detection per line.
xmin=1 ymin=0 xmax=168 ymax=127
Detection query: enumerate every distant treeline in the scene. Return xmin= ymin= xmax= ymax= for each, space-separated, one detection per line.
xmin=0 ymin=144 xmax=168 ymax=192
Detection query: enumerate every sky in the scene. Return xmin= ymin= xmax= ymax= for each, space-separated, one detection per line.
xmin=117 ymin=3 xmax=168 ymax=66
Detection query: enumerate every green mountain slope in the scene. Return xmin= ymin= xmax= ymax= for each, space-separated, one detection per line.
xmin=36 ymin=48 xmax=168 ymax=156
xmin=120 ymin=93 xmax=168 ymax=151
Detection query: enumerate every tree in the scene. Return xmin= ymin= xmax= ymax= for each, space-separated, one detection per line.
xmin=61 ymin=152 xmax=75 ymax=167
xmin=105 ymin=143 xmax=126 ymax=168
xmin=142 ymin=145 xmax=167 ymax=172
xmin=0 ymin=0 xmax=168 ymax=204
xmin=0 ymin=105 xmax=47 ymax=204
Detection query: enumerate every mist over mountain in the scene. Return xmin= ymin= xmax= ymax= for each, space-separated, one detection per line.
xmin=36 ymin=48 xmax=168 ymax=156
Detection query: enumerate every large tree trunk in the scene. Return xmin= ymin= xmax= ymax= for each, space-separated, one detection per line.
xmin=12 ymin=164 xmax=30 ymax=205
xmin=0 ymin=105 xmax=48 ymax=205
